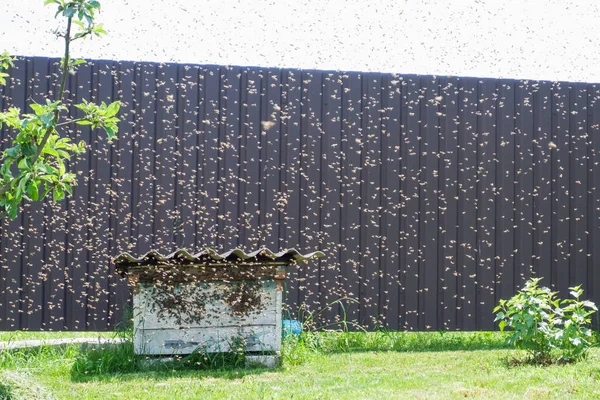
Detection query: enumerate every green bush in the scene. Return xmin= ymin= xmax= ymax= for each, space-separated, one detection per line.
xmin=494 ymin=277 xmax=597 ymax=364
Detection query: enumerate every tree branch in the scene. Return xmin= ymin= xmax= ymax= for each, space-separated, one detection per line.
xmin=56 ymin=117 xmax=85 ymax=127
xmin=0 ymin=17 xmax=72 ymax=221
xmin=71 ymin=30 xmax=92 ymax=41
xmin=29 ymin=16 xmax=73 ymax=166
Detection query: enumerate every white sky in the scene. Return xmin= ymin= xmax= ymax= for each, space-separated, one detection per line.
xmin=1 ymin=0 xmax=599 ymax=82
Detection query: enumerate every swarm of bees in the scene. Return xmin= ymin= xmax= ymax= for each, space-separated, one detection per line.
xmin=0 ymin=57 xmax=598 ymax=333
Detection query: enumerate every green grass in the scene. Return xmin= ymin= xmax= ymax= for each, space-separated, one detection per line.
xmin=0 ymin=381 xmax=14 ymax=400
xmin=0 ymin=331 xmax=112 ymax=343
xmin=1 ymin=331 xmax=599 ymax=399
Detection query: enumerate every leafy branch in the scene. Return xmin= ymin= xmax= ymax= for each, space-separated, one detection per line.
xmin=0 ymin=0 xmax=119 ymax=220
xmin=0 ymin=52 xmax=15 ymax=86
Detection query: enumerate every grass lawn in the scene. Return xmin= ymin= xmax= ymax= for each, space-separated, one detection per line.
xmin=1 ymin=331 xmax=599 ymax=399
xmin=0 ymin=331 xmax=113 ymax=343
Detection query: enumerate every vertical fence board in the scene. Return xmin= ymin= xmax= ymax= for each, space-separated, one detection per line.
xmin=340 ymin=72 xmax=362 ymax=325
xmin=515 ymin=81 xmax=534 ymax=286
xmin=440 ymin=76 xmax=459 ymax=330
xmin=240 ymin=68 xmax=261 ymax=249
xmin=282 ymin=69 xmax=302 ymax=314
xmin=361 ymin=72 xmax=382 ymax=327
xmin=423 ymin=76 xmax=439 ymax=330
xmin=202 ymin=66 xmax=220 ymax=247
xmin=476 ymin=79 xmax=497 ymax=330
xmin=220 ymin=66 xmax=241 ymax=249
xmin=135 ymin=63 xmax=157 ymax=255
xmin=302 ymin=70 xmax=323 ymax=314
xmin=402 ymin=75 xmax=421 ymax=330
xmin=321 ymin=72 xmax=342 ymax=325
xmin=44 ymin=58 xmax=67 ymax=330
xmin=24 ymin=57 xmax=50 ymax=330
xmin=496 ymin=80 xmax=516 ymax=302
xmin=457 ymin=77 xmax=478 ymax=330
xmin=2 ymin=58 xmax=27 ymax=329
xmin=552 ymin=83 xmax=571 ymax=296
xmin=570 ymin=83 xmax=588 ymax=291
xmin=381 ymin=74 xmax=401 ymax=329
xmin=589 ymin=86 xmax=600 ymax=308
xmin=533 ymin=82 xmax=553 ymax=286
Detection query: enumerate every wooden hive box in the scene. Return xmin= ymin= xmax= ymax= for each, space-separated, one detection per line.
xmin=114 ymin=248 xmax=323 ymax=358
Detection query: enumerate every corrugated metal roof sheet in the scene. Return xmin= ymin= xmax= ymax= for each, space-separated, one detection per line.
xmin=113 ymin=247 xmax=325 ymax=265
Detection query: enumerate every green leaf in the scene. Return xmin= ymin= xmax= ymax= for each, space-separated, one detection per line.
xmin=498 ymin=320 xmax=506 ymax=332
xmin=29 ymin=103 xmax=44 ymax=116
xmin=44 ymin=146 xmax=60 ymax=156
xmin=6 ymin=201 xmax=18 ymax=220
xmin=53 ymin=187 xmax=64 ymax=202
xmin=63 ymin=7 xmax=76 ymax=18
xmin=43 ymin=0 xmax=59 ymax=5
xmin=17 ymin=158 xmax=30 ymax=170
xmin=0 ymin=72 xmax=9 ymax=86
xmin=27 ymin=180 xmax=39 ymax=201
xmin=5 ymin=145 xmax=20 ymax=158
xmin=40 ymin=113 xmax=55 ymax=126
xmin=582 ymin=300 xmax=597 ymax=311
xmin=105 ymin=126 xmax=116 ymax=141
xmin=57 ymin=149 xmax=71 ymax=159
xmin=105 ymin=101 xmax=120 ymax=117
xmin=93 ymin=23 xmax=107 ymax=36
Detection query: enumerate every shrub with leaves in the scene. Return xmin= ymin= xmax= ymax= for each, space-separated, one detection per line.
xmin=494 ymin=277 xmax=597 ymax=364
xmin=0 ymin=0 xmax=119 ymax=220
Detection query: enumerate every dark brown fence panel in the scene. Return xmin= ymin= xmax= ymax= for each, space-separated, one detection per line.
xmin=1 ymin=56 xmax=600 ymax=331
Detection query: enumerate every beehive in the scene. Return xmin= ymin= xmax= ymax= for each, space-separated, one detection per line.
xmin=114 ymin=248 xmax=323 ymax=358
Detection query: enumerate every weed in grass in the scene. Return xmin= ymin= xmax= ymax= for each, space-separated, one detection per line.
xmin=70 ymin=341 xmax=139 ymax=379
xmin=281 ymin=336 xmax=319 ymax=366
xmin=494 ymin=278 xmax=598 ymax=364
xmin=173 ymin=348 xmax=246 ymax=371
xmin=289 ymin=296 xmax=362 ymax=332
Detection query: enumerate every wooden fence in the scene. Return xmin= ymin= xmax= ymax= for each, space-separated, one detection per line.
xmin=1 ymin=56 xmax=599 ymax=331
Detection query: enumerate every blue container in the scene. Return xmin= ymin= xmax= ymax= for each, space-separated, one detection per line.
xmin=282 ymin=319 xmax=302 ymax=338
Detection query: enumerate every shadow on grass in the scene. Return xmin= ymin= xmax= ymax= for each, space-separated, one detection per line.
xmin=0 ymin=382 xmax=14 ymax=399
xmin=71 ymin=364 xmax=276 ymax=384
xmin=69 ymin=342 xmax=276 ymax=383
